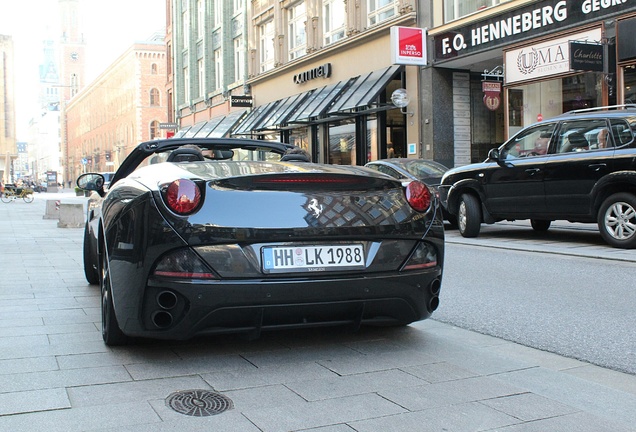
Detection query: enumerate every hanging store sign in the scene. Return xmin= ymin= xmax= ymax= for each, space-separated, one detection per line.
xmin=505 ymin=27 xmax=602 ymax=84
xmin=391 ymin=26 xmax=427 ymax=66
xmin=570 ymin=41 xmax=604 ymax=72
xmin=230 ymin=95 xmax=253 ymax=107
xmin=482 ymin=81 xmax=502 ymax=111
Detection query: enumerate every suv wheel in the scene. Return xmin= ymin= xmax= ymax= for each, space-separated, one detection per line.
xmin=531 ymin=219 xmax=551 ymax=232
xmin=457 ymin=193 xmax=481 ymax=238
xmin=598 ymin=193 xmax=636 ymax=249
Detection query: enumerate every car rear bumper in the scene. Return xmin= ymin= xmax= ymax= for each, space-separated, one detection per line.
xmin=122 ymin=269 xmax=442 ymax=340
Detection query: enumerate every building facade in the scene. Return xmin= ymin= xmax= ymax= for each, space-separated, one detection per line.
xmin=64 ymin=41 xmax=168 ymax=182
xmin=1 ymin=35 xmax=16 ymax=184
xmin=427 ymin=0 xmax=636 ymax=167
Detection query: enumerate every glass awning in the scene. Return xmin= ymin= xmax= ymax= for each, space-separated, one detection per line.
xmin=327 ymin=65 xmax=401 ymax=114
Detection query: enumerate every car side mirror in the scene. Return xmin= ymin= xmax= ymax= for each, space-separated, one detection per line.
xmin=77 ymin=173 xmax=105 ymax=191
xmin=487 ymin=148 xmax=501 ymax=161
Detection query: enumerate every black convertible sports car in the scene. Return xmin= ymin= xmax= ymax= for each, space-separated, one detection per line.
xmin=77 ymin=138 xmax=444 ymax=345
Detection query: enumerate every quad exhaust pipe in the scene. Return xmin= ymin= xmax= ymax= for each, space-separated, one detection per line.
xmin=151 ymin=290 xmax=178 ymax=328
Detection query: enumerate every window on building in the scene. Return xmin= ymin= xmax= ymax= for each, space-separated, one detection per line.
xmin=198 ymin=58 xmax=205 ymax=97
xmin=443 ymin=0 xmax=501 ymax=23
xmin=260 ymin=20 xmax=275 ymax=72
xmin=324 ymin=0 xmax=346 ymax=45
xmin=197 ymin=0 xmax=204 ymax=39
xmin=214 ymin=49 xmax=222 ymax=90
xmin=367 ymin=0 xmax=397 ymax=26
xmin=214 ymin=0 xmax=222 ymax=26
xmin=70 ymin=73 xmax=79 ymax=97
xmin=150 ymin=120 xmax=160 ymax=139
xmin=151 ymin=63 xmax=158 ymax=74
xmin=233 ymin=0 xmax=243 ymax=14
xmin=182 ymin=6 xmax=190 ymax=49
xmin=234 ymin=38 xmax=244 ymax=82
xmin=150 ymin=88 xmax=160 ymax=106
xmin=288 ymin=2 xmax=306 ymax=61
xmin=184 ymin=66 xmax=190 ymax=102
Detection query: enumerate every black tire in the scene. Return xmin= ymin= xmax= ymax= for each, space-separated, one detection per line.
xmin=83 ymin=224 xmax=99 ymax=285
xmin=598 ymin=193 xmax=636 ymax=249
xmin=457 ymin=193 xmax=481 ymax=238
xmin=531 ymin=219 xmax=551 ymax=232
xmin=101 ymin=251 xmax=130 ymax=346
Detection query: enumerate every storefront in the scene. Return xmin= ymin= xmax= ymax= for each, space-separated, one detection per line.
xmin=429 ymin=0 xmax=636 ymax=166
xmin=232 ymin=32 xmax=420 ymax=165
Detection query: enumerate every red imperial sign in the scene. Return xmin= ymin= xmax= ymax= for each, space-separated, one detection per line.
xmin=482 ymin=81 xmax=502 ymax=111
xmin=391 ymin=27 xmax=427 ymax=66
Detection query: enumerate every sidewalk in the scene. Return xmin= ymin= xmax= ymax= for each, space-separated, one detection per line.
xmin=0 ymin=193 xmax=635 ymax=431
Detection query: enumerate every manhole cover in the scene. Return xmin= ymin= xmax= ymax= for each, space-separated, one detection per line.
xmin=166 ymin=389 xmax=234 ymax=417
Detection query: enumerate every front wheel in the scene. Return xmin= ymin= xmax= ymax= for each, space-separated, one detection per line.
xmin=531 ymin=219 xmax=551 ymax=231
xmin=598 ymin=193 xmax=636 ymax=249
xmin=23 ymin=194 xmax=34 ymax=203
xmin=457 ymin=193 xmax=482 ymax=238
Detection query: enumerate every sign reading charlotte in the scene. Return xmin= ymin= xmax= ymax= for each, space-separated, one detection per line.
xmin=434 ymin=0 xmax=629 ymax=61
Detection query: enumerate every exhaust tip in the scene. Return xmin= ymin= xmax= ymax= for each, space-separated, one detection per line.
xmin=151 ymin=310 xmax=174 ymax=328
xmin=156 ymin=290 xmax=178 ymax=310
xmin=429 ymin=279 xmax=441 ymax=296
xmin=428 ymin=296 xmax=440 ymax=312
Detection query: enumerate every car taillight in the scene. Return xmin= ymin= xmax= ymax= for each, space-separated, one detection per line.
xmin=164 ymin=179 xmax=201 ymax=215
xmin=405 ymin=181 xmax=432 ymax=211
xmin=403 ymin=242 xmax=438 ymax=270
xmin=152 ymin=249 xmax=217 ymax=280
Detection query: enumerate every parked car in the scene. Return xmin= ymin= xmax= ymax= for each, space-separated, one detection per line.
xmin=364 ymin=158 xmax=454 ymax=223
xmin=77 ymin=138 xmax=444 ymax=345
xmin=439 ymin=104 xmax=636 ymax=248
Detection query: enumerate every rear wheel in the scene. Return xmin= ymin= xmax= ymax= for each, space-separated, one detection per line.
xmin=598 ymin=193 xmax=636 ymax=249
xmin=101 ymin=251 xmax=129 ymax=346
xmin=1 ymin=194 xmax=12 ymax=203
xmin=457 ymin=193 xmax=481 ymax=238
xmin=23 ymin=194 xmax=34 ymax=203
xmin=83 ymin=224 xmax=99 ymax=285
xmin=530 ymin=219 xmax=551 ymax=231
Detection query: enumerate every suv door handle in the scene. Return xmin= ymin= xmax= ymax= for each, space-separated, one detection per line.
xmin=588 ymin=163 xmax=607 ymax=171
xmin=525 ymin=168 xmax=541 ymax=175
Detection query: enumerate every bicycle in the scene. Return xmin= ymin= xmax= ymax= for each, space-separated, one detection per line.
xmin=1 ymin=186 xmax=34 ymax=203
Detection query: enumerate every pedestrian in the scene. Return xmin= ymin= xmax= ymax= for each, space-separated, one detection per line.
xmin=0 ymin=179 xmax=4 ymax=197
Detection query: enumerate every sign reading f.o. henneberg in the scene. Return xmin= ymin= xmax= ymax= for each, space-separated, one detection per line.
xmin=505 ymin=27 xmax=601 ymax=84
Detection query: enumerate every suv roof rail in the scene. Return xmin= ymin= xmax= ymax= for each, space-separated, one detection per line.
xmin=565 ymin=104 xmax=636 ymax=114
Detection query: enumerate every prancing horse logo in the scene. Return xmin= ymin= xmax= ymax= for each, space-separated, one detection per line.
xmin=307 ymin=198 xmax=323 ymax=217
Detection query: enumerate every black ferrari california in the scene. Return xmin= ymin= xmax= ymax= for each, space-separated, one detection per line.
xmin=77 ymin=138 xmax=444 ymax=345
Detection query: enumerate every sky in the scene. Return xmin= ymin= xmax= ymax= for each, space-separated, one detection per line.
xmin=0 ymin=0 xmax=166 ymax=140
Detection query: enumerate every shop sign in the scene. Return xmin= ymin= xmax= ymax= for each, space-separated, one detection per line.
xmin=505 ymin=27 xmax=602 ymax=84
xmin=570 ymin=41 xmax=604 ymax=72
xmin=390 ymin=26 xmax=427 ymax=66
xmin=159 ymin=122 xmax=179 ymax=129
xmin=482 ymin=81 xmax=502 ymax=111
xmin=230 ymin=95 xmax=253 ymax=107
xmin=433 ymin=0 xmax=630 ymax=61
xmin=293 ymin=63 xmax=332 ymax=84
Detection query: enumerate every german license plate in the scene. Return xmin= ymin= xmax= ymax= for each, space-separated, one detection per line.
xmin=262 ymin=244 xmax=365 ymax=273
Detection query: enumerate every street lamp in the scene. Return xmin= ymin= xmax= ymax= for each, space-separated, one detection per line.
xmin=391 ymin=88 xmax=414 ymax=117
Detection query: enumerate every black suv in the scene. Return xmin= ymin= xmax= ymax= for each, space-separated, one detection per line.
xmin=439 ymin=105 xmax=636 ymax=248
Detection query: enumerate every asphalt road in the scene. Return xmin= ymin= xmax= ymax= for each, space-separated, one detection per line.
xmin=435 ymin=234 xmax=636 ymax=375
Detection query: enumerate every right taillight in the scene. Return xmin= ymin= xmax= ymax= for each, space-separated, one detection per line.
xmin=405 ymin=181 xmax=432 ymax=211
xmin=403 ymin=242 xmax=438 ymax=270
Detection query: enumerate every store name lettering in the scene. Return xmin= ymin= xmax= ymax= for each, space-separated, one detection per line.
xmin=293 ymin=63 xmax=332 ymax=84
xmin=440 ymin=0 xmax=628 ymax=56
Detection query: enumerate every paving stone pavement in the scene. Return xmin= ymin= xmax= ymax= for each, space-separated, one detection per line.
xmin=0 ymin=191 xmax=635 ymax=431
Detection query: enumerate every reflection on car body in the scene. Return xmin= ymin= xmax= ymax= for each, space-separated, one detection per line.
xmin=77 ymin=138 xmax=445 ymax=345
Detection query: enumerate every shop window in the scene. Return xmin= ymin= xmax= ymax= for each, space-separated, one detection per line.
xmin=288 ymin=2 xmax=307 ymax=60
xmin=324 ymin=0 xmax=346 ymax=45
xmin=368 ymin=0 xmax=397 ymax=27
xmin=444 ymin=0 xmax=501 ymax=23
xmin=624 ymin=65 xmax=636 ymax=104
xmin=328 ymin=119 xmax=356 ymax=165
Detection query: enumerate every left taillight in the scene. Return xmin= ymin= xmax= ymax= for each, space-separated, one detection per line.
xmin=405 ymin=181 xmax=432 ymax=212
xmin=152 ymin=248 xmax=217 ymax=280
xmin=163 ymin=179 xmax=202 ymax=215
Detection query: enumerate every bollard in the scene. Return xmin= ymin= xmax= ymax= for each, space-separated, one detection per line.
xmin=43 ymin=200 xmax=60 ymax=220
xmin=57 ymin=203 xmax=85 ymax=228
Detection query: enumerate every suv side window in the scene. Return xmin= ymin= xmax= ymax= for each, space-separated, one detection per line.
xmin=501 ymin=123 xmax=556 ymax=159
xmin=556 ymin=120 xmax=609 ymax=153
xmin=610 ymin=119 xmax=634 ymax=146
